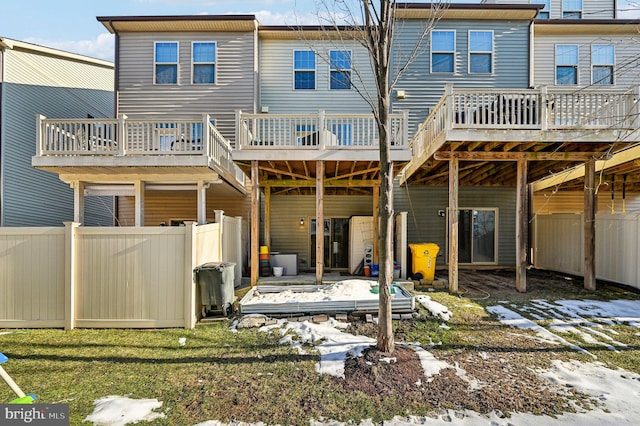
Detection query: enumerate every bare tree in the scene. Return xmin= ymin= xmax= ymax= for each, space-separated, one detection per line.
xmin=296 ymin=1 xmax=444 ymax=352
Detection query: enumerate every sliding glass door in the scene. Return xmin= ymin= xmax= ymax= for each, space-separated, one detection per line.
xmin=452 ymin=208 xmax=497 ymax=264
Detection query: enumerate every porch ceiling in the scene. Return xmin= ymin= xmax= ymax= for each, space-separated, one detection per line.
xmin=236 ymin=160 xmax=407 ymax=195
xmin=404 ymin=139 xmax=640 ymax=189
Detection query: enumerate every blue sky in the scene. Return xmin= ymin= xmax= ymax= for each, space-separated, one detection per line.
xmin=1 ymin=0 xmax=638 ymax=62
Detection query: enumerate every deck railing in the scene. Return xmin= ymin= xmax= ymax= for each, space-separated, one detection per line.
xmin=36 ymin=114 xmax=245 ymax=187
xmin=236 ymin=110 xmax=409 ymax=150
xmin=410 ymin=84 xmax=640 ymax=156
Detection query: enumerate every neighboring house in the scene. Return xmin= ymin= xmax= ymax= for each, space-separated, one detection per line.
xmin=32 ymin=17 xmax=251 ymax=230
xmin=0 ymin=38 xmax=114 ymax=226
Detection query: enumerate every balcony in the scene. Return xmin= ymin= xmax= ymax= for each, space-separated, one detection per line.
xmin=402 ymin=85 xmax=640 ymax=182
xmin=32 ymin=114 xmax=246 ymax=191
xmin=233 ymin=110 xmax=411 ymax=162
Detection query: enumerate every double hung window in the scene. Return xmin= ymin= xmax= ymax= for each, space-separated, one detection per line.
xmin=431 ymin=31 xmax=455 ymax=73
xmin=556 ymin=45 xmax=579 ymax=85
xmin=192 ymin=42 xmax=216 ymax=84
xmin=155 ymin=42 xmax=178 ymax=84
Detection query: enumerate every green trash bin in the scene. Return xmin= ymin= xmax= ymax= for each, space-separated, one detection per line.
xmin=194 ymin=262 xmax=236 ymax=316
xmin=408 ymin=243 xmax=439 ymax=280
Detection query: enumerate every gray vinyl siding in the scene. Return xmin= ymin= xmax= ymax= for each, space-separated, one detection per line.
xmin=1 ymin=48 xmax=114 ymax=227
xmin=259 ymin=39 xmax=375 ymax=114
xmin=268 ymin=195 xmax=373 ymax=271
xmin=493 ymin=0 xmax=614 ymax=19
xmin=394 ymin=184 xmax=517 ymax=266
xmin=391 ymin=19 xmax=532 ymax=136
xmin=117 ymin=32 xmax=257 ymax=145
xmin=533 ymin=33 xmax=640 ymax=87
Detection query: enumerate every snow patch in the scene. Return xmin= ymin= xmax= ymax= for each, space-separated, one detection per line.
xmin=84 ymin=396 xmax=164 ymax=426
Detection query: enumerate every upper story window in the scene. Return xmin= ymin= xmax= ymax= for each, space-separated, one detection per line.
xmin=155 ymin=42 xmax=178 ymax=84
xmin=330 ymin=50 xmax=352 ymax=90
xmin=469 ymin=31 xmax=493 ymax=74
xmin=562 ymin=0 xmax=582 ymax=18
xmin=192 ymin=42 xmax=216 ymax=84
xmin=294 ymin=50 xmax=316 ymax=90
xmin=532 ymin=0 xmax=550 ymax=19
xmin=592 ymin=45 xmax=615 ymax=85
xmin=431 ymin=30 xmax=455 ymax=73
xmin=556 ymin=45 xmax=579 ymax=85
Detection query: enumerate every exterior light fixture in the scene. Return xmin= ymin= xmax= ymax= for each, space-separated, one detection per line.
xmin=299 ymin=218 xmax=305 ymax=226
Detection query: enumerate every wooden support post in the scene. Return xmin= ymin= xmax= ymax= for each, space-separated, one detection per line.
xmin=372 ymin=184 xmax=380 ymax=264
xmin=584 ymin=158 xmax=597 ymax=291
xmin=448 ymin=158 xmax=459 ymax=293
xmin=251 ymin=161 xmax=260 ymax=286
xmin=73 ymin=181 xmax=85 ymax=225
xmin=134 ymin=181 xmax=145 ymax=227
xmin=316 ymin=161 xmax=325 ymax=285
xmin=516 ymin=159 xmax=528 ymax=293
xmin=264 ymin=186 xmax=271 ymax=250
xmin=197 ymin=180 xmax=207 ymax=225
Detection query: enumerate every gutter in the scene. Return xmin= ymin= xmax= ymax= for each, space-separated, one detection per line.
xmin=0 ymin=42 xmax=4 ymax=225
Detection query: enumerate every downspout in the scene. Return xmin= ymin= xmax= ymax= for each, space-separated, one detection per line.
xmin=529 ymin=20 xmax=535 ymax=88
xmin=111 ymin=21 xmax=120 ymax=226
xmin=0 ymin=40 xmax=7 ymax=226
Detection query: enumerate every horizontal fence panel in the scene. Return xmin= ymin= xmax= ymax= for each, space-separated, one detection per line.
xmin=0 ymin=228 xmax=65 ymax=327
xmin=75 ymin=227 xmax=187 ymax=327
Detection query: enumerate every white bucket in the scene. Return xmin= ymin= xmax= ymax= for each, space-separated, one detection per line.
xmin=273 ymin=266 xmax=284 ymax=277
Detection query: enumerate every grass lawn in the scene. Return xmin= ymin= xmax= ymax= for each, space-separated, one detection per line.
xmin=1 ymin=278 xmax=639 ymax=425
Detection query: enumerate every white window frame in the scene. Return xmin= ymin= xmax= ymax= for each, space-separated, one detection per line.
xmin=532 ymin=0 xmax=550 ymax=18
xmin=191 ymin=41 xmax=217 ymax=85
xmin=293 ymin=50 xmax=316 ymax=91
xmin=555 ymin=44 xmax=579 ymax=85
xmin=562 ymin=0 xmax=582 ymax=18
xmin=430 ymin=30 xmax=456 ymax=74
xmin=154 ymin=41 xmax=179 ymax=85
xmin=468 ymin=30 xmax=494 ymax=74
xmin=329 ymin=50 xmax=352 ymax=90
xmin=591 ymin=44 xmax=615 ymax=85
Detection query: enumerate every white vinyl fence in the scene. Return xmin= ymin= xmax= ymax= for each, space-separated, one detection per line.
xmin=534 ymin=213 xmax=640 ymax=289
xmin=0 ymin=220 xmax=241 ymax=329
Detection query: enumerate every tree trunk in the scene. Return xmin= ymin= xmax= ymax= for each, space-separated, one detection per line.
xmin=375 ymin=5 xmax=395 ymax=352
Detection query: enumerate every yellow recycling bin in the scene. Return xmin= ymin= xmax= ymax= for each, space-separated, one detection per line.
xmin=409 ymin=243 xmax=440 ymax=280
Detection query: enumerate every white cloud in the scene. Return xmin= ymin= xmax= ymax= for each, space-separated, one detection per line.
xmin=24 ymin=33 xmax=115 ymax=62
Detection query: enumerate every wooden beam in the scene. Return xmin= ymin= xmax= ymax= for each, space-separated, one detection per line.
xmin=533 ymin=144 xmax=640 ymax=191
xmin=264 ymin=186 xmax=271 ymax=250
xmin=448 ymin=158 xmax=459 ymax=293
xmin=584 ymin=158 xmax=596 ymax=291
xmin=263 ymin=179 xmax=380 ymax=187
xmin=316 ymin=161 xmax=324 ymax=285
xmin=516 ymin=159 xmax=528 ymax=293
xmin=325 ymin=167 xmax=379 ymax=181
xmin=435 ymin=151 xmax=609 ymax=161
xmin=251 ymin=161 xmax=259 ymax=286
xmin=258 ymin=165 xmax=310 ymax=180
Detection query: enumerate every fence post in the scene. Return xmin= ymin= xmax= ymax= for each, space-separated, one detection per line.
xmin=36 ymin=115 xmax=46 ymax=156
xmin=64 ymin=222 xmax=80 ymax=331
xmin=184 ymin=221 xmax=197 ymax=329
xmin=318 ymin=109 xmax=326 ymax=149
xmin=540 ymin=85 xmax=548 ymax=131
xmin=235 ymin=110 xmax=242 ymax=149
xmin=235 ymin=216 xmax=243 ymax=288
xmin=118 ymin=114 xmax=127 ymax=155
xmin=444 ymin=84 xmax=453 ymax=131
xmin=202 ymin=114 xmax=211 ymax=158
xmin=215 ymin=210 xmax=225 ymax=261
